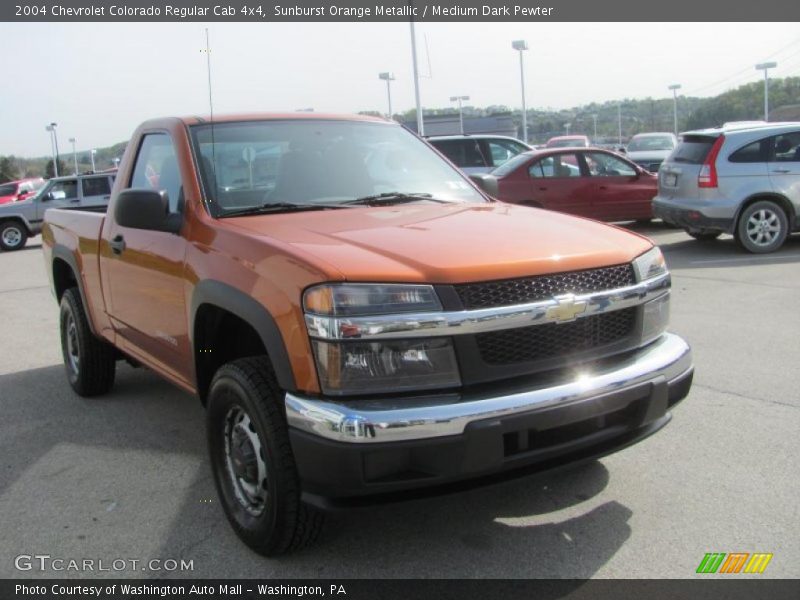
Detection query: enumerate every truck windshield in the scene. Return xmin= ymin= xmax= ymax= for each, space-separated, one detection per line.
xmin=189 ymin=119 xmax=487 ymax=216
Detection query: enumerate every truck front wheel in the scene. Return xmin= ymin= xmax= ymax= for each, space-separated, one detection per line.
xmin=59 ymin=288 xmax=116 ymax=396
xmin=207 ymin=357 xmax=323 ymax=555
xmin=0 ymin=221 xmax=28 ymax=251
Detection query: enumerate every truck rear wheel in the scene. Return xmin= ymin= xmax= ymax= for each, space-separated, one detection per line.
xmin=59 ymin=288 xmax=116 ymax=396
xmin=207 ymin=357 xmax=323 ymax=555
xmin=0 ymin=221 xmax=28 ymax=251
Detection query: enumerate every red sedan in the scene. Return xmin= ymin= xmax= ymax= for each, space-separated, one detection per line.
xmin=472 ymin=148 xmax=658 ymax=221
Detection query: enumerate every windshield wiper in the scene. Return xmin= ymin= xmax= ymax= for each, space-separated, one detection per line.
xmin=219 ymin=202 xmax=348 ymax=218
xmin=341 ymin=192 xmax=450 ymax=206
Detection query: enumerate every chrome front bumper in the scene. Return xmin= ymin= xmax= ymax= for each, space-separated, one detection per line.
xmin=286 ymin=332 xmax=692 ymax=445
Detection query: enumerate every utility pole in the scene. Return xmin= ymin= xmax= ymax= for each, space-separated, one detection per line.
xmin=591 ymin=114 xmax=598 ymax=140
xmin=378 ymin=72 xmax=395 ymax=119
xmin=410 ymin=21 xmax=424 ymax=135
xmin=755 ymin=62 xmax=777 ymax=121
xmin=668 ymin=84 xmax=681 ymax=135
xmin=512 ymin=40 xmax=529 ymax=143
xmin=69 ymin=137 xmax=78 ymax=174
xmin=617 ymin=104 xmax=622 ymax=146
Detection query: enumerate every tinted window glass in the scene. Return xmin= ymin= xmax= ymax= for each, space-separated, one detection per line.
xmin=670 ymin=135 xmax=717 ymax=164
xmin=584 ymin=152 xmax=637 ymax=177
xmin=529 ymin=154 xmax=581 ymax=178
xmin=486 ymin=140 xmax=527 ymax=167
xmin=81 ymin=177 xmax=111 ymax=197
xmin=131 ymin=133 xmax=183 ymax=212
xmin=431 ymin=139 xmax=487 ymax=168
xmin=771 ymin=132 xmax=800 ymax=162
xmin=50 ymin=180 xmax=78 ymax=200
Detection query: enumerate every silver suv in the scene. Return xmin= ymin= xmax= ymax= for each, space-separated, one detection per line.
xmin=653 ymin=122 xmax=800 ymax=253
xmin=0 ymin=172 xmax=115 ymax=251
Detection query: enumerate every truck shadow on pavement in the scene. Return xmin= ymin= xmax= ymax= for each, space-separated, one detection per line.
xmin=0 ymin=363 xmax=632 ymax=581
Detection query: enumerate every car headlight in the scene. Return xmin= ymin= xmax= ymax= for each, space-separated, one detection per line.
xmin=632 ymin=246 xmax=668 ymax=282
xmin=304 ymin=284 xmax=460 ymax=396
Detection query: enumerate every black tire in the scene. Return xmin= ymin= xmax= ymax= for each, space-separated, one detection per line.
xmin=59 ymin=288 xmax=116 ymax=396
xmin=0 ymin=221 xmax=28 ymax=251
xmin=735 ymin=200 xmax=789 ymax=254
xmin=207 ymin=357 xmax=323 ymax=555
xmin=686 ymin=230 xmax=722 ymax=241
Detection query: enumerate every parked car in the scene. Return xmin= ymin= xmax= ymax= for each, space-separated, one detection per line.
xmin=43 ymin=112 xmax=691 ymax=555
xmin=427 ymin=134 xmax=532 ymax=174
xmin=653 ymin=122 xmax=800 ymax=253
xmin=545 ymin=135 xmax=591 ymax=148
xmin=0 ymin=172 xmax=115 ymax=251
xmin=471 ymin=147 xmax=658 ymax=221
xmin=625 ymin=132 xmax=677 ymax=173
xmin=0 ymin=178 xmax=45 ymax=205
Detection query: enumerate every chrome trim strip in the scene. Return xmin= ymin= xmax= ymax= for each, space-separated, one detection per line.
xmin=305 ymin=273 xmax=670 ymax=340
xmin=286 ymin=332 xmax=692 ymax=444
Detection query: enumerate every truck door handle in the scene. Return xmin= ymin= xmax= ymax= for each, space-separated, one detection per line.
xmin=109 ymin=235 xmax=126 ymax=255
xmin=771 ymin=169 xmax=790 ymax=174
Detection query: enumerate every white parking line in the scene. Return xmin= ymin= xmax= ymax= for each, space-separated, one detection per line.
xmin=689 ymin=254 xmax=800 ymax=265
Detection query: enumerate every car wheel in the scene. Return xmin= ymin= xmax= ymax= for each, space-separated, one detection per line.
xmin=0 ymin=221 xmax=28 ymax=251
xmin=207 ymin=357 xmax=324 ymax=555
xmin=736 ymin=201 xmax=788 ymax=254
xmin=686 ymin=230 xmax=722 ymax=241
xmin=59 ymin=288 xmax=116 ymax=396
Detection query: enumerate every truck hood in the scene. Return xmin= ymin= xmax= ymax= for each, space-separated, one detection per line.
xmin=225 ymin=202 xmax=652 ymax=283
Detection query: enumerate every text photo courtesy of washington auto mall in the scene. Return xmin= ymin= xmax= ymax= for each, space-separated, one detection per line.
xmin=0 ymin=1 xmax=799 ymax=598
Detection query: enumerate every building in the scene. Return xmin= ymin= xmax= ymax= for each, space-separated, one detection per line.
xmin=403 ymin=114 xmax=518 ymax=138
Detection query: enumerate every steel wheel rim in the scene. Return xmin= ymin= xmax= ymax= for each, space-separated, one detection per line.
xmin=65 ymin=313 xmax=80 ymax=376
xmin=2 ymin=227 xmax=21 ymax=247
xmin=746 ymin=209 xmax=781 ymax=247
xmin=223 ymin=406 xmax=269 ymax=516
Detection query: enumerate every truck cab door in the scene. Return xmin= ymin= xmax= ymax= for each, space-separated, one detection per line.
xmin=101 ymin=132 xmax=191 ymax=386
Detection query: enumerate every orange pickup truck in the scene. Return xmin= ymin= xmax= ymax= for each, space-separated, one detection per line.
xmin=42 ymin=113 xmax=693 ymax=555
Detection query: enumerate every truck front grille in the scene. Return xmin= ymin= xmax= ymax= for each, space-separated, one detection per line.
xmin=455 ymin=264 xmax=636 ymax=310
xmin=475 ymin=308 xmax=637 ymax=366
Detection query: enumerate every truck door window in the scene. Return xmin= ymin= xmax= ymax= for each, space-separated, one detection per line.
xmin=81 ymin=177 xmax=111 ymax=198
xmin=130 ymin=133 xmax=183 ymax=212
xmin=50 ymin=180 xmax=78 ymax=200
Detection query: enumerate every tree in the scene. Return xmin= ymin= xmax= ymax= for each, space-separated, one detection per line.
xmin=0 ymin=156 xmax=19 ymax=183
xmin=45 ymin=159 xmax=67 ymax=179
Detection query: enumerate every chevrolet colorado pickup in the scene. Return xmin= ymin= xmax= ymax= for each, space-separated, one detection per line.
xmin=43 ymin=113 xmax=693 ymax=555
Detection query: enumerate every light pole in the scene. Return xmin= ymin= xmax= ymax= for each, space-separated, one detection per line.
xmin=591 ymin=114 xmax=598 ymax=140
xmin=450 ymin=95 xmax=470 ymax=134
xmin=378 ymin=72 xmax=395 ymax=120
xmin=564 ymin=123 xmax=571 ymax=135
xmin=755 ymin=62 xmax=777 ymax=121
xmin=668 ymin=84 xmax=681 ymax=135
xmin=90 ymin=149 xmax=97 ymax=172
xmin=45 ymin=123 xmax=59 ymax=177
xmin=617 ymin=103 xmax=623 ymax=146
xmin=68 ymin=137 xmax=78 ymax=174
xmin=410 ymin=22 xmax=424 ymax=135
xmin=512 ymin=40 xmax=529 ymax=143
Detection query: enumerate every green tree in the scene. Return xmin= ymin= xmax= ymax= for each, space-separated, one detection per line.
xmin=45 ymin=159 xmax=67 ymax=179
xmin=0 ymin=156 xmax=19 ymax=183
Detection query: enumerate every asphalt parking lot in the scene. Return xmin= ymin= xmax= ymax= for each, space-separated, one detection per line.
xmin=1 ymin=224 xmax=798 ymax=579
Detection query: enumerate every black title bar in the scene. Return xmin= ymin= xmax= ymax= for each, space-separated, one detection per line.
xmin=3 ymin=0 xmax=800 ymax=22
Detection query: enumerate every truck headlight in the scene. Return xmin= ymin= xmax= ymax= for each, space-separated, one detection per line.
xmin=304 ymin=283 xmax=460 ymax=395
xmin=632 ymin=247 xmax=667 ymax=282
xmin=311 ymin=338 xmax=461 ymax=396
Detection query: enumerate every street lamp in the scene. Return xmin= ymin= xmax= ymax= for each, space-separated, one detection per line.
xmin=450 ymin=95 xmax=470 ymax=134
xmin=410 ymin=22 xmax=424 ymax=135
xmin=512 ymin=39 xmax=529 ymax=143
xmin=755 ymin=62 xmax=777 ymax=121
xmin=668 ymin=84 xmax=681 ymax=135
xmin=45 ymin=123 xmax=59 ymax=177
xmin=564 ymin=122 xmax=571 ymax=135
xmin=378 ymin=72 xmax=395 ymax=120
xmin=90 ymin=149 xmax=97 ymax=173
xmin=617 ymin=103 xmax=623 ymax=146
xmin=591 ymin=114 xmax=598 ymax=140
xmin=68 ymin=137 xmax=78 ymax=175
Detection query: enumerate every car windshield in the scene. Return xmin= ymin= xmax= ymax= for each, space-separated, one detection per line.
xmin=548 ymin=138 xmax=586 ymax=148
xmin=190 ymin=119 xmax=486 ymax=216
xmin=627 ymin=136 xmax=675 ymax=151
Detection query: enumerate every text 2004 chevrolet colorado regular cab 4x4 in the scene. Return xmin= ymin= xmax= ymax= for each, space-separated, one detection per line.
xmin=43 ymin=113 xmax=693 ymax=555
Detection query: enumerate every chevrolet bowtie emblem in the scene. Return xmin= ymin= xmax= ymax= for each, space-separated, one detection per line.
xmin=546 ymin=294 xmax=587 ymax=323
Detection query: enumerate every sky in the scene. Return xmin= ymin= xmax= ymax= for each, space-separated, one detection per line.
xmin=2 ymin=22 xmax=800 ymax=157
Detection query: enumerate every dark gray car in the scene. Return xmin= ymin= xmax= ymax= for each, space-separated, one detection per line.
xmin=653 ymin=122 xmax=800 ymax=253
xmin=0 ymin=172 xmax=115 ymax=251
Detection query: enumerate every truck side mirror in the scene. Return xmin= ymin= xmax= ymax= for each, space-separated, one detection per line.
xmin=114 ymin=188 xmax=182 ymax=234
